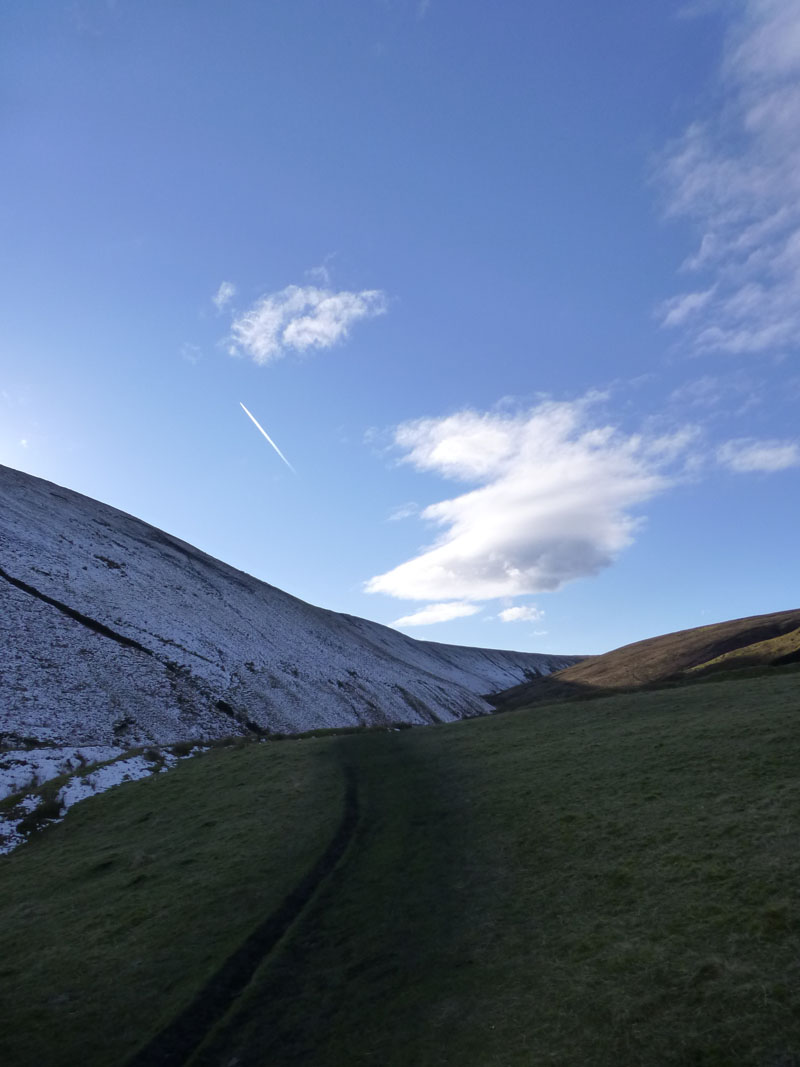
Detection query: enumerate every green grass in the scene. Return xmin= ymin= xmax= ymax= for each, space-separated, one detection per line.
xmin=0 ymin=740 xmax=345 ymax=1066
xmin=192 ymin=669 xmax=800 ymax=1066
xmin=3 ymin=669 xmax=800 ymax=1065
xmin=688 ymin=626 xmax=800 ymax=674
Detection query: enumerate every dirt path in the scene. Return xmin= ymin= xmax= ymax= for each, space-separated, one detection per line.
xmin=126 ymin=764 xmax=360 ymax=1067
xmin=184 ymin=731 xmax=467 ymax=1067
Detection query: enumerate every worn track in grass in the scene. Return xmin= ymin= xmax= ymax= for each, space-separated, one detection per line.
xmin=127 ymin=763 xmax=360 ymax=1067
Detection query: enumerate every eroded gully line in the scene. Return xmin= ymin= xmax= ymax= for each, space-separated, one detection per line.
xmin=0 ymin=563 xmax=267 ymax=736
xmin=0 ymin=563 xmax=153 ymax=655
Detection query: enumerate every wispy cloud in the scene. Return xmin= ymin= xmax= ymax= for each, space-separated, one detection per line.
xmin=669 ymin=372 xmax=755 ymax=409
xmin=498 ymin=605 xmax=543 ymax=623
xmin=306 ymin=262 xmax=334 ymax=287
xmin=366 ymin=396 xmax=698 ymax=603
xmin=660 ymin=287 xmax=716 ymax=328
xmin=659 ymin=0 xmax=800 ymax=357
xmin=387 ymin=501 xmax=419 ymax=522
xmin=717 ymin=436 xmax=800 ymax=472
xmin=180 ymin=342 xmax=201 ymax=364
xmin=390 ymin=601 xmax=481 ymax=628
xmin=228 ymin=284 xmax=387 ymax=365
xmin=213 ymin=281 xmax=236 ymax=311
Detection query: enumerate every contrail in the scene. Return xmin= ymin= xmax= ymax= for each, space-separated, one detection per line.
xmin=239 ymin=402 xmax=296 ymax=473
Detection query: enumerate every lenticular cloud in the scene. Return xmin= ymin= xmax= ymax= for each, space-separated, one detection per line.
xmin=366 ymin=398 xmax=695 ymax=603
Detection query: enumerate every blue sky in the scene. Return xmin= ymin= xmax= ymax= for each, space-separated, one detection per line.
xmin=2 ymin=0 xmax=799 ymax=655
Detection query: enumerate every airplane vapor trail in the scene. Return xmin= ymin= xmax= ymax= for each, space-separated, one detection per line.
xmin=239 ymin=402 xmax=296 ymax=473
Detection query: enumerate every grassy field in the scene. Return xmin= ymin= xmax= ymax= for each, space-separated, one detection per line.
xmin=2 ymin=667 xmax=800 ymax=1065
xmin=0 ymin=740 xmax=345 ymax=1066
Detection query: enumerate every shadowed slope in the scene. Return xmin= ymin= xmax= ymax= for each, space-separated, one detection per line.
xmin=490 ymin=608 xmax=800 ymax=711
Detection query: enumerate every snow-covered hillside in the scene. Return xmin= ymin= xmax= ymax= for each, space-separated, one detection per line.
xmin=0 ymin=465 xmax=579 ymax=746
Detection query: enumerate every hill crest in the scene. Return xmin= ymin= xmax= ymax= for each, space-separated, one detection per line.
xmin=490 ymin=607 xmax=800 ymax=712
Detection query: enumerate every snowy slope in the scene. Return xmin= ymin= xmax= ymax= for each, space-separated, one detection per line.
xmin=0 ymin=465 xmax=579 ymax=746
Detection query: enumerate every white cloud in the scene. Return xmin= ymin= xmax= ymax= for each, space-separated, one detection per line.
xmin=717 ymin=436 xmax=800 ymax=472
xmin=228 ymin=285 xmax=387 ymax=365
xmin=660 ymin=0 xmax=800 ymax=356
xmin=498 ymin=605 xmax=544 ymax=623
xmin=366 ymin=397 xmax=697 ymax=602
xmin=306 ymin=263 xmax=333 ymax=287
xmin=668 ymin=371 xmax=763 ymax=415
xmin=213 ymin=281 xmax=236 ymax=311
xmin=390 ymin=601 xmax=481 ymax=628
xmin=659 ymin=287 xmax=716 ymax=327
xmin=387 ymin=502 xmax=419 ymax=522
xmin=180 ymin=342 xmax=201 ymax=364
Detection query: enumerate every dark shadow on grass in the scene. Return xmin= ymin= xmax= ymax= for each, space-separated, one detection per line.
xmin=188 ymin=731 xmax=469 ymax=1067
xmin=488 ymin=652 xmax=800 ymax=714
xmin=126 ymin=763 xmax=359 ymax=1067
xmin=487 ymin=609 xmax=800 ymax=714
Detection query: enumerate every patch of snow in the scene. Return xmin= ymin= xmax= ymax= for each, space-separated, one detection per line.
xmin=0 ymin=744 xmax=205 ymax=857
xmin=57 ymin=754 xmax=157 ymax=808
xmin=0 ymin=746 xmax=124 ymax=800
xmin=0 ymin=795 xmax=40 ymax=857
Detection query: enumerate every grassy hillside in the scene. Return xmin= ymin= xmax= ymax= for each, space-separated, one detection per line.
xmin=490 ymin=607 xmax=800 ymax=712
xmin=2 ymin=667 xmax=800 ymax=1064
xmin=686 ymin=625 xmax=800 ymax=675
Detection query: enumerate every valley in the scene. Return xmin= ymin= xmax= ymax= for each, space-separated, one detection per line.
xmin=3 ymin=465 xmax=800 ymax=1065
xmin=6 ymin=3 xmax=800 ymax=1063
xmin=2 ymin=665 xmax=800 ymax=1065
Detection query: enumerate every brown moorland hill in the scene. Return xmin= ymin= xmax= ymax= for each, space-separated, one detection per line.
xmin=490 ymin=608 xmax=800 ymax=712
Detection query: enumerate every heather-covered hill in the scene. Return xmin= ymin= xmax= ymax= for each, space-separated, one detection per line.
xmin=489 ymin=608 xmax=800 ymax=712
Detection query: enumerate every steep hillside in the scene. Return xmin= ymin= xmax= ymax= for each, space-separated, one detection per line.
xmin=490 ymin=607 xmax=800 ymax=712
xmin=0 ymin=465 xmax=577 ymax=745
